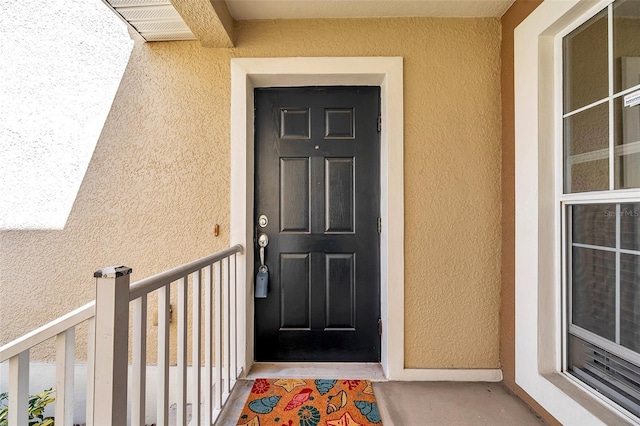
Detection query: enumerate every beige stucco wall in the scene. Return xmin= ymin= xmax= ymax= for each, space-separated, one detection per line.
xmin=0 ymin=17 xmax=501 ymax=369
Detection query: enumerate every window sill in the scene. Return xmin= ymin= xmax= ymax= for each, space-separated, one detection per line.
xmin=522 ymin=371 xmax=639 ymax=425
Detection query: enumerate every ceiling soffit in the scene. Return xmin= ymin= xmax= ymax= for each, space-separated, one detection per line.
xmin=102 ymin=0 xmax=516 ymax=43
xmin=226 ymin=0 xmax=517 ymax=20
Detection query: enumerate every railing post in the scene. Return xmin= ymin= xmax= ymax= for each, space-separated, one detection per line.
xmin=92 ymin=266 xmax=132 ymax=425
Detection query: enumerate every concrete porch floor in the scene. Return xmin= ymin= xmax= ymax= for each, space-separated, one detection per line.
xmin=215 ymin=364 xmax=547 ymax=425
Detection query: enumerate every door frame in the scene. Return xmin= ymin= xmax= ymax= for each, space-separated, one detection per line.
xmin=230 ymin=57 xmax=404 ymax=378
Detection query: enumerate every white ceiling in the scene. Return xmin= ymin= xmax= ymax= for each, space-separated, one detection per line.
xmin=225 ymin=0 xmax=517 ymax=20
xmin=103 ymin=0 xmax=516 ymax=43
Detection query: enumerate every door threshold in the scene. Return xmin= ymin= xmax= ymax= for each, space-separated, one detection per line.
xmin=246 ymin=362 xmax=387 ymax=382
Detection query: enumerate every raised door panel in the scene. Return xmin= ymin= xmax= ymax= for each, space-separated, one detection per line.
xmin=325 ymin=253 xmax=356 ymax=329
xmin=280 ymin=158 xmax=310 ymax=233
xmin=280 ymin=253 xmax=311 ymax=329
xmin=325 ymin=158 xmax=355 ymax=233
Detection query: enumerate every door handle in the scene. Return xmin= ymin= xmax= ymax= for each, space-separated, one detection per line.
xmin=258 ymin=233 xmax=269 ymax=272
xmin=255 ymin=233 xmax=269 ymax=298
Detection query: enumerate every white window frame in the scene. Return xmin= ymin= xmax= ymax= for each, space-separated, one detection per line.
xmin=559 ymin=0 xmax=640 ymax=417
xmin=515 ymin=0 xmax=640 ymax=423
xmin=564 ymin=202 xmax=640 ymax=364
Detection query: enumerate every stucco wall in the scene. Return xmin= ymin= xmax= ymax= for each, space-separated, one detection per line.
xmin=1 ymin=17 xmax=501 ymax=369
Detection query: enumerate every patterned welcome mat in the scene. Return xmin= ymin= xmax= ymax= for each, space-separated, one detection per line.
xmin=237 ymin=378 xmax=382 ymax=426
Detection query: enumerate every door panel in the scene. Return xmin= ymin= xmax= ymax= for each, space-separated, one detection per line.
xmin=325 ymin=253 xmax=356 ymax=329
xmin=280 ymin=253 xmax=310 ymax=329
xmin=325 ymin=158 xmax=355 ymax=233
xmin=280 ymin=158 xmax=310 ymax=233
xmin=254 ymin=86 xmax=380 ymax=362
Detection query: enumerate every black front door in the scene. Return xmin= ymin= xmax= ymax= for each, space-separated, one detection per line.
xmin=254 ymin=86 xmax=381 ymax=362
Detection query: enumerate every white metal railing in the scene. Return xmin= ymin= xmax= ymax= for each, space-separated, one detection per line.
xmin=0 ymin=244 xmax=243 ymax=426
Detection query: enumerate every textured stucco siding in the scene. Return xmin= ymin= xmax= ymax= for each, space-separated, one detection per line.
xmin=1 ymin=17 xmax=501 ymax=369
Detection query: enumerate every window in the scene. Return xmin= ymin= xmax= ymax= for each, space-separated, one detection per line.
xmin=563 ymin=0 xmax=640 ymax=417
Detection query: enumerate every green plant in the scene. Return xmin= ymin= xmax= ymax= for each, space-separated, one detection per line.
xmin=0 ymin=388 xmax=55 ymax=426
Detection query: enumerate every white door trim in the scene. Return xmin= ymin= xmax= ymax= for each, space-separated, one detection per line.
xmin=229 ymin=56 xmax=404 ymax=378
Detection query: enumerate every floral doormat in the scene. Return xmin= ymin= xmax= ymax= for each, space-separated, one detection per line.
xmin=237 ymin=378 xmax=383 ymax=426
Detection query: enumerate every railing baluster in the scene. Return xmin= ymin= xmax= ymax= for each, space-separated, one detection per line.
xmin=157 ymin=284 xmax=170 ymax=426
xmin=204 ymin=264 xmax=213 ymax=425
xmin=55 ymin=328 xmax=75 ymax=425
xmin=132 ymin=295 xmax=147 ymax=426
xmin=230 ymin=254 xmax=238 ymax=382
xmin=223 ymin=258 xmax=230 ymax=398
xmin=214 ymin=261 xmax=222 ymax=412
xmin=86 ymin=317 xmax=95 ymax=426
xmin=177 ymin=277 xmax=188 ymax=426
xmin=192 ymin=270 xmax=202 ymax=425
xmin=8 ymin=350 xmax=29 ymax=426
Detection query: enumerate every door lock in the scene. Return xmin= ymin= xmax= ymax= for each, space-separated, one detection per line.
xmin=258 ymin=214 xmax=268 ymax=228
